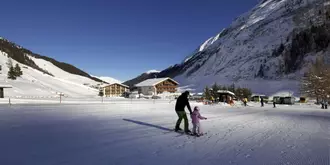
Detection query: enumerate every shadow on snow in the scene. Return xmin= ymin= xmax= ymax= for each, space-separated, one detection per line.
xmin=123 ymin=119 xmax=173 ymax=132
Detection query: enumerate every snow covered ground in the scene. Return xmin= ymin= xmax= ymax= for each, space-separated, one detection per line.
xmin=0 ymin=101 xmax=329 ymax=165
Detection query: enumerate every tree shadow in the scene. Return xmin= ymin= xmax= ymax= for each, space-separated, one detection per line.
xmin=123 ymin=119 xmax=173 ymax=132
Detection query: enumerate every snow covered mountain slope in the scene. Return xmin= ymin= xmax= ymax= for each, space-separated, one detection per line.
xmin=0 ymin=36 xmax=119 ymax=98
xmin=0 ymin=51 xmax=99 ymax=98
xmin=124 ymin=71 xmax=159 ymax=88
xmin=94 ymin=76 xmax=121 ymax=84
xmin=0 ymin=38 xmax=105 ymax=83
xmin=28 ymin=55 xmax=98 ymax=86
xmin=127 ymin=0 xmax=330 ymax=95
xmin=146 ymin=70 xmax=160 ymax=74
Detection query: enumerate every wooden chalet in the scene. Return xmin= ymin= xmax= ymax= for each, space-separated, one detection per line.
xmin=101 ymin=83 xmax=129 ymax=97
xmin=135 ymin=78 xmax=179 ymax=95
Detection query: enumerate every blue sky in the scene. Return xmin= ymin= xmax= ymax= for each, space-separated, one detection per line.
xmin=0 ymin=0 xmax=257 ymax=81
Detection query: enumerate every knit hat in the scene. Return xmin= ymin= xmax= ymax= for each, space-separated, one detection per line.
xmin=194 ymin=106 xmax=200 ymax=111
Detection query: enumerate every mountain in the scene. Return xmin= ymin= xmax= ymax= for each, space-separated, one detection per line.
xmin=123 ymin=71 xmax=159 ymax=88
xmin=94 ymin=76 xmax=121 ymax=84
xmin=0 ymin=38 xmax=105 ymax=83
xmin=125 ymin=0 xmax=330 ymax=95
xmin=0 ymin=38 xmax=110 ymax=98
xmin=146 ymin=70 xmax=160 ymax=74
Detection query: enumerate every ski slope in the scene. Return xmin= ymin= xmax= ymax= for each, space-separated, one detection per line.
xmin=0 ymin=51 xmax=99 ymax=98
xmin=0 ymin=101 xmax=328 ymax=165
xmin=28 ymin=55 xmax=98 ymax=86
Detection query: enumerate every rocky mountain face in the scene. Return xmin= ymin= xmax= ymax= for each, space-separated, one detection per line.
xmin=125 ymin=0 xmax=330 ymax=95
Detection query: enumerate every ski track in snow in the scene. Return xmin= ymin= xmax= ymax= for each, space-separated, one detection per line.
xmin=0 ymin=101 xmax=329 ymax=165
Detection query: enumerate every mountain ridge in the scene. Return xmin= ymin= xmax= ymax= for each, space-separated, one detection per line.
xmin=0 ymin=37 xmax=106 ymax=83
xmin=124 ymin=0 xmax=330 ymax=95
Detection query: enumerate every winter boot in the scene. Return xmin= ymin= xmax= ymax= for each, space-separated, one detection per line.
xmin=185 ymin=130 xmax=192 ymax=134
xmin=175 ymin=127 xmax=183 ymax=132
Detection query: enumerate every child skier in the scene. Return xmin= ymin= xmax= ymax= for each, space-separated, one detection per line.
xmin=191 ymin=106 xmax=207 ymax=136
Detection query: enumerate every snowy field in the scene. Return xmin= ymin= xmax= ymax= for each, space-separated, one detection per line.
xmin=0 ymin=101 xmax=329 ymax=165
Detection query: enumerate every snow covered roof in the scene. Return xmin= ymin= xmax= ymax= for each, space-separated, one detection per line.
xmin=100 ymin=84 xmax=109 ymax=88
xmin=0 ymin=84 xmax=12 ymax=88
xmin=217 ymin=90 xmax=235 ymax=96
xmin=101 ymin=83 xmax=129 ymax=88
xmin=135 ymin=78 xmax=179 ymax=87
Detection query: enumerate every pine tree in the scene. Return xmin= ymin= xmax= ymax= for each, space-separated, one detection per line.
xmin=211 ymin=83 xmax=220 ymax=98
xmin=229 ymin=83 xmax=235 ymax=93
xmin=7 ymin=66 xmax=16 ymax=80
xmin=234 ymin=87 xmax=252 ymax=100
xmin=242 ymin=88 xmax=252 ymax=99
xmin=14 ymin=64 xmax=23 ymax=77
xmin=221 ymin=86 xmax=228 ymax=91
xmin=203 ymin=86 xmax=211 ymax=100
xmin=235 ymin=87 xmax=243 ymax=99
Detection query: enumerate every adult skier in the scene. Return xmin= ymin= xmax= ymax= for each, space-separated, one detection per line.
xmin=175 ymin=91 xmax=192 ymax=133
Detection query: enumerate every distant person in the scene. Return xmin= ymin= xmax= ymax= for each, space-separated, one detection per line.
xmin=261 ymin=97 xmax=264 ymax=107
xmin=175 ymin=91 xmax=192 ymax=133
xmin=325 ymin=100 xmax=328 ymax=109
xmin=243 ymin=98 xmax=248 ymax=106
xmin=273 ymin=100 xmax=276 ymax=108
xmin=191 ymin=106 xmax=207 ymax=136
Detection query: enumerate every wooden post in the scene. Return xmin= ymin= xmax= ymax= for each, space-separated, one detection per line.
xmin=59 ymin=93 xmax=64 ymax=104
xmin=9 ymin=98 xmax=11 ymax=106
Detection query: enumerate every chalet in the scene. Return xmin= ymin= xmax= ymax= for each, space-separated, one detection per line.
xmin=273 ymin=96 xmax=295 ymax=105
xmin=101 ymin=83 xmax=129 ymax=97
xmin=251 ymin=95 xmax=269 ymax=103
xmin=217 ymin=90 xmax=236 ymax=103
xmin=135 ymin=78 xmax=179 ymax=95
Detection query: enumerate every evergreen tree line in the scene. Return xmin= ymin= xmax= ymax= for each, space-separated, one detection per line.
xmin=0 ymin=39 xmax=53 ymax=76
xmin=7 ymin=59 xmax=23 ymax=80
xmin=284 ymin=22 xmax=330 ymax=73
xmin=203 ymin=83 xmax=252 ymax=100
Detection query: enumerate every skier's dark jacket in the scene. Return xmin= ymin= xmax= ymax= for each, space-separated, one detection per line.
xmin=175 ymin=92 xmax=192 ymax=113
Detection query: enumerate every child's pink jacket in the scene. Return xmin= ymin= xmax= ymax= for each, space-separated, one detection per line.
xmin=191 ymin=108 xmax=206 ymax=124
